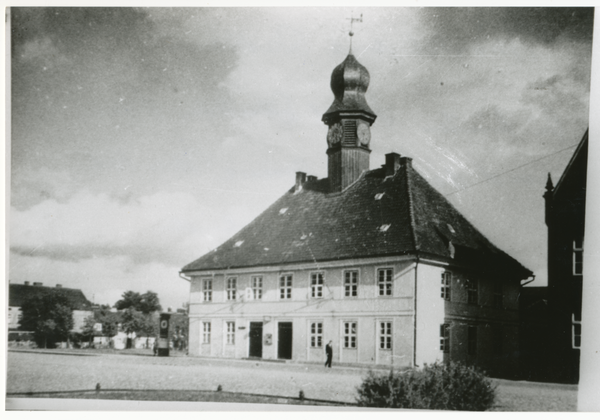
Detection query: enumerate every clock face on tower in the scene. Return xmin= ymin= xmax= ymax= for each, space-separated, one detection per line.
xmin=357 ymin=121 xmax=371 ymax=146
xmin=327 ymin=122 xmax=343 ymax=148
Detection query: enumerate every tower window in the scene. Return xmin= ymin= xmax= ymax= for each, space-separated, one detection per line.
xmin=572 ymin=313 xmax=581 ymax=349
xmin=440 ymin=324 xmax=450 ymax=353
xmin=573 ymin=238 xmax=584 ymax=276
xmin=441 ymin=272 xmax=451 ymax=301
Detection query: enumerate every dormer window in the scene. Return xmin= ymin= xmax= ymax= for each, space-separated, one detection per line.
xmin=573 ymin=238 xmax=584 ymax=276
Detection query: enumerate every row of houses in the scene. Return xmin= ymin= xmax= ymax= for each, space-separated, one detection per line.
xmin=178 ymin=49 xmax=588 ymax=382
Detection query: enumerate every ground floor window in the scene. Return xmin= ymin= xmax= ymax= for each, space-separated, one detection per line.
xmin=572 ymin=313 xmax=582 ymax=349
xmin=468 ymin=325 xmax=477 ymax=356
xmin=440 ymin=324 xmax=450 ymax=353
xmin=310 ymin=322 xmax=323 ymax=348
xmin=343 ymin=321 xmax=357 ymax=348
xmin=226 ymin=321 xmax=235 ymax=345
xmin=379 ymin=321 xmax=392 ymax=349
xmin=202 ymin=322 xmax=211 ymax=344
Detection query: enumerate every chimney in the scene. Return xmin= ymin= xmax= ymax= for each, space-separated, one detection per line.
xmin=307 ymin=175 xmax=317 ymax=182
xmin=33 ymin=282 xmax=43 ymax=287
xmin=24 ymin=281 xmax=30 ymax=286
xmin=385 ymin=153 xmax=401 ymax=177
xmin=295 ymin=172 xmax=307 ymax=192
xmin=56 ymin=284 xmax=62 ymax=288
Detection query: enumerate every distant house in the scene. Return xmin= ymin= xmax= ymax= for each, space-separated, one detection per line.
xmin=8 ymin=282 xmax=94 ymax=334
xmin=181 ymin=50 xmax=532 ymax=378
xmin=521 ymin=129 xmax=587 ymax=383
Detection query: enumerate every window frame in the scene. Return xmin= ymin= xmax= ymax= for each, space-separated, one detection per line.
xmin=310 ymin=321 xmax=323 ymax=348
xmin=279 ymin=273 xmax=293 ymax=300
xmin=441 ymin=271 xmax=451 ymax=301
xmin=377 ymin=267 xmax=393 ymax=297
xmin=572 ymin=313 xmax=582 ymax=349
xmin=310 ymin=271 xmax=324 ymax=299
xmin=202 ymin=321 xmax=211 ymax=344
xmin=379 ymin=321 xmax=392 ymax=350
xmin=467 ymin=279 xmax=478 ymax=305
xmin=202 ymin=278 xmax=213 ymax=302
xmin=226 ymin=276 xmax=237 ymax=301
xmin=573 ymin=238 xmax=584 ymax=276
xmin=343 ymin=321 xmax=358 ymax=349
xmin=251 ymin=276 xmax=263 ymax=300
xmin=344 ymin=270 xmax=359 ymax=298
xmin=440 ymin=323 xmax=450 ymax=353
xmin=226 ymin=321 xmax=235 ymax=345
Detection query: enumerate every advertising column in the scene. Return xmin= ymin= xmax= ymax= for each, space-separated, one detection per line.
xmin=158 ymin=313 xmax=171 ymax=357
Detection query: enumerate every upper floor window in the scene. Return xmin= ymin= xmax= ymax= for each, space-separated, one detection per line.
xmin=311 ymin=272 xmax=324 ymax=298
xmin=202 ymin=322 xmax=211 ymax=344
xmin=203 ymin=279 xmax=213 ymax=302
xmin=310 ymin=322 xmax=323 ymax=348
xmin=440 ymin=324 xmax=450 ymax=353
xmin=378 ymin=268 xmax=393 ymax=296
xmin=467 ymin=279 xmax=478 ymax=305
xmin=226 ymin=321 xmax=235 ymax=345
xmin=344 ymin=270 xmax=358 ymax=297
xmin=468 ymin=325 xmax=477 ymax=356
xmin=493 ymin=283 xmax=503 ymax=309
xmin=226 ymin=277 xmax=237 ymax=300
xmin=441 ymin=272 xmax=451 ymax=301
xmin=280 ymin=274 xmax=292 ymax=299
xmin=573 ymin=238 xmax=584 ymax=276
xmin=343 ymin=321 xmax=357 ymax=348
xmin=251 ymin=276 xmax=263 ymax=300
xmin=379 ymin=321 xmax=392 ymax=350
xmin=572 ymin=313 xmax=581 ymax=349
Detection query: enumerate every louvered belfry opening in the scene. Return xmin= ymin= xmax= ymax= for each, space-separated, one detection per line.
xmin=323 ymin=53 xmax=377 ymax=193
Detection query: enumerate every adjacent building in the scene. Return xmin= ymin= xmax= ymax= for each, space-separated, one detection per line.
xmin=181 ymin=50 xmax=532 ymax=377
xmin=521 ymin=129 xmax=588 ymax=383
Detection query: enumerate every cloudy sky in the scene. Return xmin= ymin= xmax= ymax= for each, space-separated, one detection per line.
xmin=9 ymin=7 xmax=595 ymax=309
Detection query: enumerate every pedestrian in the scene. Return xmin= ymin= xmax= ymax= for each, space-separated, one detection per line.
xmin=153 ymin=338 xmax=158 ymax=356
xmin=325 ymin=340 xmax=333 ymax=368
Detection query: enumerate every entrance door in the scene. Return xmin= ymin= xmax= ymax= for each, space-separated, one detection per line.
xmin=249 ymin=322 xmax=263 ymax=358
xmin=278 ymin=322 xmax=293 ymax=360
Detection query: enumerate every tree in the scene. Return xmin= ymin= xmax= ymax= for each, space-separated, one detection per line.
xmin=114 ymin=290 xmax=162 ymax=314
xmin=20 ymin=292 xmax=74 ymax=348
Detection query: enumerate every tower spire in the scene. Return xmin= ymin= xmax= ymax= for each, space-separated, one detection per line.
xmin=347 ymin=13 xmax=363 ymax=54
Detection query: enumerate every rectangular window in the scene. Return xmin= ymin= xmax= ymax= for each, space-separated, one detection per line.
xmin=343 ymin=321 xmax=357 ymax=348
xmin=378 ymin=268 xmax=393 ymax=296
xmin=279 ymin=274 xmax=292 ymax=299
xmin=440 ymin=324 xmax=450 ymax=353
xmin=203 ymin=279 xmax=212 ymax=302
xmin=379 ymin=321 xmax=392 ymax=350
xmin=572 ymin=313 xmax=582 ymax=349
xmin=467 ymin=279 xmax=478 ymax=305
xmin=468 ymin=325 xmax=477 ymax=356
xmin=226 ymin=321 xmax=235 ymax=345
xmin=573 ymin=238 xmax=584 ymax=275
xmin=344 ymin=270 xmax=358 ymax=297
xmin=311 ymin=272 xmax=324 ymax=298
xmin=202 ymin=322 xmax=211 ymax=344
xmin=493 ymin=283 xmax=503 ymax=309
xmin=226 ymin=277 xmax=237 ymax=300
xmin=441 ymin=272 xmax=451 ymax=301
xmin=251 ymin=276 xmax=263 ymax=300
xmin=310 ymin=322 xmax=323 ymax=348
xmin=492 ymin=324 xmax=503 ymax=356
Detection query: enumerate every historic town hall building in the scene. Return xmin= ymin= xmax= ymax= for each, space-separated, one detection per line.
xmin=181 ymin=49 xmax=532 ymax=377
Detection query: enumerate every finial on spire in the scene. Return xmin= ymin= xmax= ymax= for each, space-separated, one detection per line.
xmin=347 ymin=13 xmax=363 ymax=54
xmin=545 ymin=173 xmax=554 ymax=191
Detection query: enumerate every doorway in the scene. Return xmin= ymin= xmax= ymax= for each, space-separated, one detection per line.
xmin=278 ymin=322 xmax=293 ymax=360
xmin=249 ymin=322 xmax=263 ymax=358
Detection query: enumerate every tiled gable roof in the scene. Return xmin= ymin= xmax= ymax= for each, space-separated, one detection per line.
xmin=182 ymin=158 xmax=531 ymax=278
xmin=9 ymin=283 xmax=93 ymax=310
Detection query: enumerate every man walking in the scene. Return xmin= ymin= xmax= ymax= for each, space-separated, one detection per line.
xmin=325 ymin=340 xmax=333 ymax=368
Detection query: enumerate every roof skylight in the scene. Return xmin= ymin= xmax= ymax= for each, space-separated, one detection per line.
xmin=234 ymin=240 xmax=244 ymax=247
xmin=279 ymin=208 xmax=288 ymax=215
xmin=375 ymin=193 xmax=385 ymax=200
xmin=379 ymin=224 xmax=391 ymax=232
xmin=447 ymin=224 xmax=456 ymax=234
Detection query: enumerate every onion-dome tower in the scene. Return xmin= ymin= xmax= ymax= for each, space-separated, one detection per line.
xmin=322 ymin=46 xmax=377 ymax=192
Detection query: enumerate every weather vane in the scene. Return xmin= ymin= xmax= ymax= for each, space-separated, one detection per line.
xmin=347 ymin=13 xmax=363 ymax=53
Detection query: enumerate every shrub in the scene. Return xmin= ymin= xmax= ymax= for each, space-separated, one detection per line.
xmin=356 ymin=362 xmax=496 ymax=411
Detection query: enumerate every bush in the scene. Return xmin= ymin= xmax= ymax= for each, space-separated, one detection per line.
xmin=356 ymin=362 xmax=496 ymax=411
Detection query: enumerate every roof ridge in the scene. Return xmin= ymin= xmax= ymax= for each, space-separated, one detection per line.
xmin=553 ymin=128 xmax=588 ymax=196
xmin=403 ymin=161 xmax=420 ymax=251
